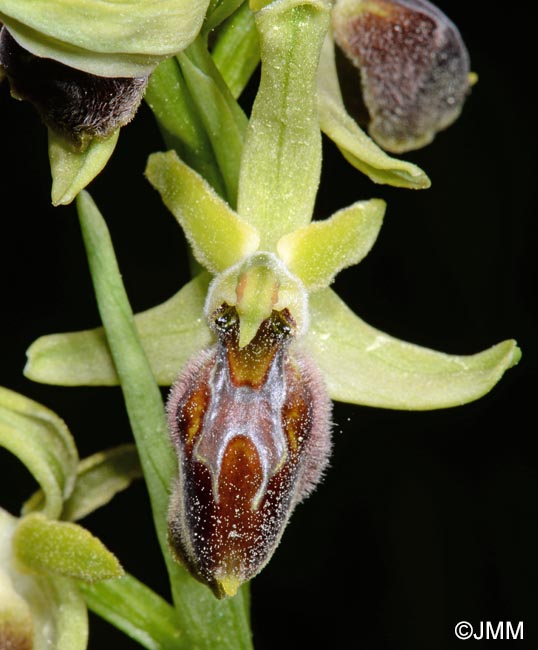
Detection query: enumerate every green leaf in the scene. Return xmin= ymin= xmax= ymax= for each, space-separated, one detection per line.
xmin=24 ymin=273 xmax=212 ymax=387
xmin=145 ymin=59 xmax=226 ymax=196
xmin=178 ymin=37 xmax=248 ymax=206
xmin=146 ymin=151 xmax=260 ymax=273
xmin=0 ymin=387 xmax=78 ymax=519
xmin=237 ymin=0 xmax=330 ymax=249
xmin=212 ymin=2 xmax=260 ymax=99
xmin=76 ymin=191 xmax=253 ymax=650
xmin=14 ymin=513 xmax=123 ymax=582
xmin=0 ymin=0 xmax=210 ymax=76
xmin=317 ymin=33 xmax=431 ymax=189
xmin=23 ymin=445 xmax=143 ymax=522
xmin=76 ymin=190 xmax=175 ymax=547
xmin=48 ymin=128 xmax=120 ymax=206
xmin=307 ymin=288 xmax=521 ymax=409
xmin=80 ymin=574 xmax=185 ymax=650
xmin=277 ymin=198 xmax=385 ymax=290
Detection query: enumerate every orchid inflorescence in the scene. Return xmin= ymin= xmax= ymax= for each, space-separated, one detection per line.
xmin=1 ymin=0 xmax=519 ymax=646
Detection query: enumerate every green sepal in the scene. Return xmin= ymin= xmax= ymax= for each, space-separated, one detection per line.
xmin=48 ymin=128 xmax=120 ymax=206
xmin=0 ymin=388 xmax=78 ymax=520
xmin=237 ymin=0 xmax=330 ymax=249
xmin=0 ymin=0 xmax=210 ymax=77
xmin=307 ymin=288 xmax=521 ymax=409
xmin=317 ymin=33 xmax=431 ymax=189
xmin=24 ymin=273 xmax=212 ymax=387
xmin=14 ymin=513 xmax=123 ymax=583
xmin=23 ymin=445 xmax=142 ymax=523
xmin=146 ymin=151 xmax=259 ymax=273
xmin=212 ymin=2 xmax=260 ymax=100
xmin=277 ymin=198 xmax=385 ymax=291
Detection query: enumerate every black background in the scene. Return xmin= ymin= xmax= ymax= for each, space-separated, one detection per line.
xmin=1 ymin=2 xmax=536 ymax=649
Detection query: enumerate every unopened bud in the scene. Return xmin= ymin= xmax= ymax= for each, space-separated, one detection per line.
xmin=332 ymin=0 xmax=472 ymax=153
xmin=166 ymin=305 xmax=332 ymax=598
xmin=0 ymin=27 xmax=147 ymax=150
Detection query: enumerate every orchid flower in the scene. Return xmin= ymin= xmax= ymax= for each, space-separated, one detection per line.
xmin=23 ymin=0 xmax=519 ymax=598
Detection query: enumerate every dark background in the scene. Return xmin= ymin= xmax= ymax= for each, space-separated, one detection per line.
xmin=1 ymin=2 xmax=536 ymax=648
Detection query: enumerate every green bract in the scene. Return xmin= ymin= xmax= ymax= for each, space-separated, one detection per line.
xmin=0 ymin=0 xmax=210 ymax=77
xmin=24 ymin=0 xmax=519 ymax=410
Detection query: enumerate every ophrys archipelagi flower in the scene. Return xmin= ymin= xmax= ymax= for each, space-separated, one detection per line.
xmin=22 ymin=0 xmax=520 ymax=599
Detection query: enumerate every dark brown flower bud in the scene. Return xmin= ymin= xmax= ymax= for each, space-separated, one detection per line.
xmin=166 ymin=305 xmax=332 ymax=598
xmin=332 ymin=0 xmax=472 ymax=153
xmin=0 ymin=26 xmax=148 ymax=150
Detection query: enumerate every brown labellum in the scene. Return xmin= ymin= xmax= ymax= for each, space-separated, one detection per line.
xmin=0 ymin=26 xmax=148 ymax=150
xmin=166 ymin=305 xmax=332 ymax=598
xmin=332 ymin=0 xmax=472 ymax=153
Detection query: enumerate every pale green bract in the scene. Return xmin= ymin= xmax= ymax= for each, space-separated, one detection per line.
xmin=0 ymin=0 xmax=211 ymax=77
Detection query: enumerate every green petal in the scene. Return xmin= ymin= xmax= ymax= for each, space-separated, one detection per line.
xmin=14 ymin=513 xmax=123 ymax=583
xmin=277 ymin=198 xmax=385 ymax=291
xmin=306 ymin=288 xmax=521 ymax=409
xmin=24 ymin=273 xmax=212 ymax=387
xmin=146 ymin=151 xmax=259 ymax=273
xmin=237 ymin=0 xmax=330 ymax=249
xmin=0 ymin=0 xmax=210 ymax=76
xmin=48 ymin=128 xmax=119 ymax=206
xmin=0 ymin=388 xmax=78 ymax=519
xmin=23 ymin=445 xmax=142 ymax=523
xmin=317 ymin=33 xmax=431 ymax=189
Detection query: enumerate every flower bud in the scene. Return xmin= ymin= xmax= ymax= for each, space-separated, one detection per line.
xmin=332 ymin=0 xmax=472 ymax=152
xmin=0 ymin=26 xmax=147 ymax=149
xmin=167 ymin=304 xmax=332 ymax=598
